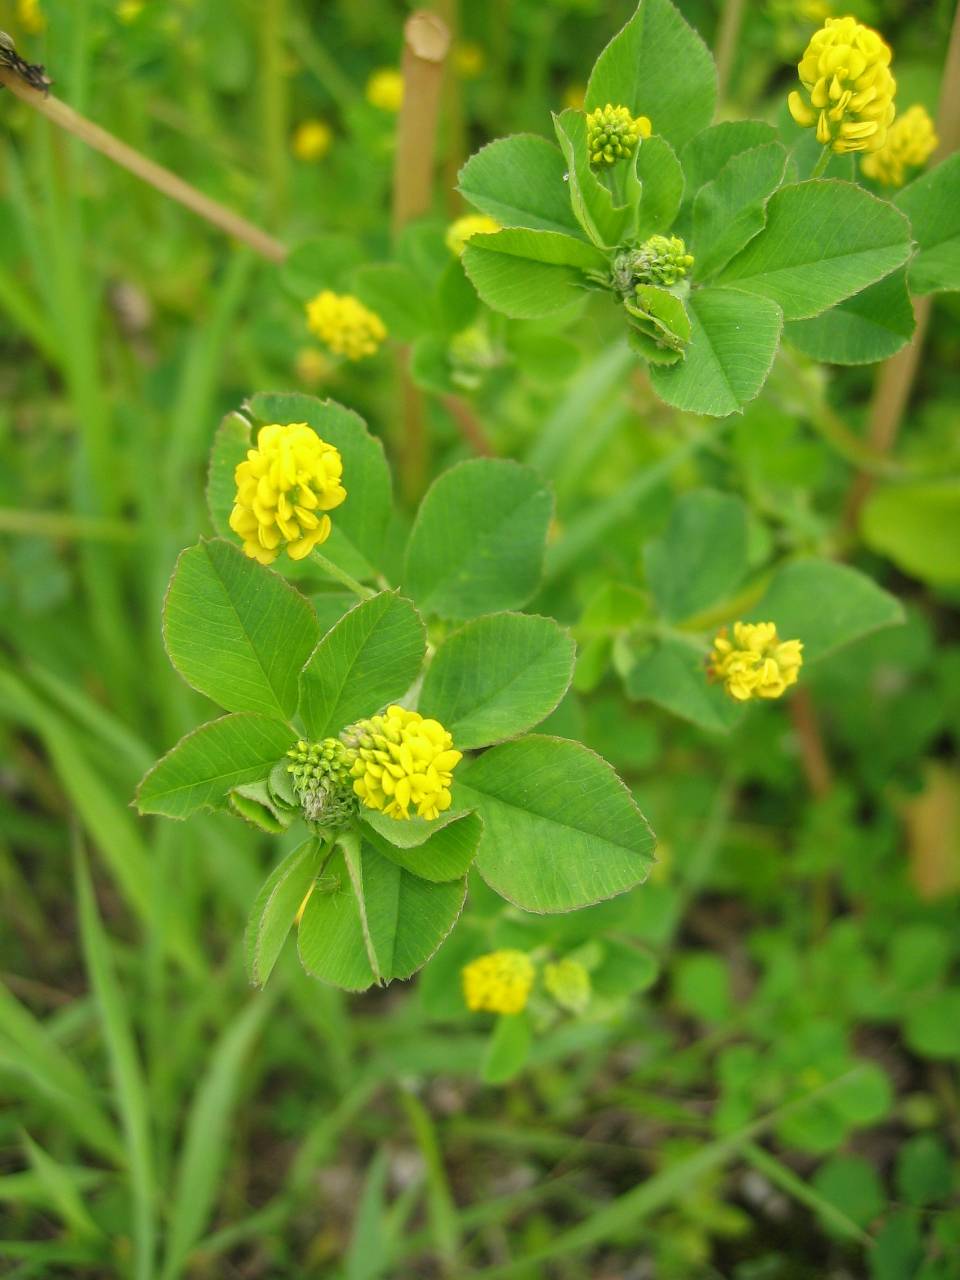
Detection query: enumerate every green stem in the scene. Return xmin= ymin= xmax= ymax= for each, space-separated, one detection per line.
xmin=810 ymin=145 xmax=832 ymax=179
xmin=311 ymin=552 xmax=375 ymax=599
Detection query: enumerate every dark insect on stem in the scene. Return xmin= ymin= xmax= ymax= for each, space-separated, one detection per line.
xmin=0 ymin=30 xmax=52 ymax=95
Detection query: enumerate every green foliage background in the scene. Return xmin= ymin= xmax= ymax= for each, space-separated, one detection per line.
xmin=1 ymin=0 xmax=959 ymax=1276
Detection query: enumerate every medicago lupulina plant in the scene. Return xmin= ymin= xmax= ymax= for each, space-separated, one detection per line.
xmin=136 ymin=394 xmax=657 ymax=993
xmin=447 ymin=0 xmax=957 ymax=417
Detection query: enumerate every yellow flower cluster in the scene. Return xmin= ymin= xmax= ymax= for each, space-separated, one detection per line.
xmin=306 ymin=291 xmax=387 ymax=361
xmin=861 ymin=104 xmax=938 ymax=186
xmin=366 ymin=67 xmax=403 ymax=113
xmin=462 ymin=950 xmax=535 ymax=1014
xmin=586 ymin=103 xmax=651 ymax=167
xmin=445 ymin=214 xmax=501 ymax=257
xmin=293 ymin=119 xmax=333 ymax=162
xmin=229 ymin=423 xmax=346 ymax=565
xmin=788 ymin=16 xmax=896 ymax=154
xmin=709 ymin=622 xmax=804 ymax=702
xmin=348 ymin=706 xmax=462 ymax=821
xmin=17 ymin=0 xmax=45 ymax=34
xmin=453 ymin=41 xmax=485 ymax=79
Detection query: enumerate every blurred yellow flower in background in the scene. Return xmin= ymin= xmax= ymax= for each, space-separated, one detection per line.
xmin=445 ymin=213 xmax=501 ymax=256
xmin=463 ymin=950 xmax=535 ymax=1014
xmin=306 ymin=291 xmax=387 ymax=361
xmin=453 ymin=41 xmax=485 ymax=79
xmin=861 ymin=104 xmax=938 ymax=185
xmin=292 ymin=119 xmax=333 ymax=162
xmin=16 ymin=0 xmax=45 ymax=34
xmin=366 ymin=67 xmax=404 ymax=113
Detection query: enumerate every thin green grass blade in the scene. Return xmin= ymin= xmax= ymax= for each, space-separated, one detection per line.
xmin=74 ymin=840 xmax=156 ymax=1280
xmin=399 ymin=1089 xmax=462 ymax=1270
xmin=21 ymin=1132 xmax=103 ymax=1241
xmin=742 ymin=1142 xmax=873 ymax=1246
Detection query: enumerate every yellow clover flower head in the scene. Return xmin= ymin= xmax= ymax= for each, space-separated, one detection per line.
xmin=445 ymin=213 xmax=501 ymax=257
xmin=544 ymin=959 xmax=591 ymax=1013
xmin=709 ymin=621 xmax=804 ymax=702
xmin=861 ymin=104 xmax=938 ymax=186
xmin=586 ymin=103 xmax=652 ymax=167
xmin=463 ymin=950 xmax=535 ymax=1015
xmin=345 ymin=706 xmax=462 ymax=822
xmin=366 ymin=67 xmax=404 ymax=113
xmin=229 ymin=422 xmax=346 ymax=565
xmin=305 ymin=290 xmax=387 ymax=361
xmin=293 ymin=118 xmax=333 ymax=162
xmin=17 ymin=0 xmax=45 ymax=34
xmin=619 ymin=235 xmax=695 ymax=289
xmin=787 ymin=15 xmax=896 ymax=154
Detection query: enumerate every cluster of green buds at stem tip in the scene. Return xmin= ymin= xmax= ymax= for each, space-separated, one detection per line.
xmin=287 ymin=738 xmax=356 ymax=828
xmin=614 ymin=236 xmax=695 ymax=291
xmin=586 ymin=103 xmax=651 ymax=166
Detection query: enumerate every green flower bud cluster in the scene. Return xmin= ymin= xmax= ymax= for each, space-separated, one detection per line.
xmin=616 ymin=235 xmax=694 ymax=290
xmin=586 ymin=103 xmax=650 ymax=167
xmin=287 ymin=738 xmax=356 ymax=828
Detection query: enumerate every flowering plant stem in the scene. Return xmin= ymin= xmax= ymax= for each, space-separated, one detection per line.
xmin=809 ymin=146 xmax=832 ymax=179
xmin=311 ymin=553 xmax=376 ymax=600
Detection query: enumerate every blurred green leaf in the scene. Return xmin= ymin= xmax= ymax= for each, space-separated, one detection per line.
xmin=482 ymin=1013 xmax=532 ymax=1085
xmin=645 ymin=489 xmax=749 ymax=622
xmin=895 ymin=153 xmax=960 ymax=295
xmin=861 ymin=481 xmax=960 ymax=587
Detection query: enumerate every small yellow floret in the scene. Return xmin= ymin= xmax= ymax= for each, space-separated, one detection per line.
xmin=861 ymin=104 xmax=938 ymax=186
xmin=348 ymin=706 xmax=462 ymax=822
xmin=17 ymin=0 xmax=45 ymax=34
xmin=445 ymin=214 xmax=501 ymax=256
xmin=305 ymin=291 xmax=387 ymax=361
xmin=586 ymin=103 xmax=652 ymax=167
xmin=453 ymin=41 xmax=485 ymax=79
xmin=293 ymin=119 xmax=333 ymax=162
xmin=366 ymin=67 xmax=404 ymax=113
xmin=709 ymin=622 xmax=804 ymax=702
xmin=787 ymin=15 xmax=896 ymax=154
xmin=229 ymin=422 xmax=346 ymax=566
xmin=544 ymin=959 xmax=591 ymax=1013
xmin=463 ymin=950 xmax=535 ymax=1014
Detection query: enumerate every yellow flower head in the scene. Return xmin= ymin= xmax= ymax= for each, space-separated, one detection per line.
xmin=445 ymin=213 xmax=501 ymax=256
xmin=17 ymin=0 xmax=45 ymax=34
xmin=463 ymin=950 xmax=535 ymax=1015
xmin=544 ymin=959 xmax=591 ymax=1013
xmin=116 ymin=0 xmax=145 ymax=22
xmin=453 ymin=41 xmax=485 ymax=79
xmin=366 ymin=67 xmax=404 ymax=113
xmin=347 ymin=706 xmax=462 ymax=822
xmin=787 ymin=15 xmax=896 ymax=154
xmin=860 ymin=104 xmax=938 ymax=186
xmin=293 ymin=118 xmax=333 ymax=162
xmin=305 ymin=291 xmax=387 ymax=361
xmin=294 ymin=347 xmax=332 ymax=387
xmin=709 ymin=621 xmax=804 ymax=702
xmin=229 ymin=423 xmax=346 ymax=565
xmin=586 ymin=103 xmax=652 ymax=167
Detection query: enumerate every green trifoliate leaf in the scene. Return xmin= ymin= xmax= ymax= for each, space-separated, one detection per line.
xmin=784 ymin=270 xmax=914 ymax=365
xmin=245 ymin=838 xmax=325 ymax=987
xmin=718 ymin=180 xmax=912 ymax=320
xmin=634 ymin=135 xmax=684 ymax=238
xmin=645 ymin=489 xmax=749 ymax=622
xmin=419 ymin=612 xmax=576 ymax=750
xmin=164 ymin=539 xmax=319 ymax=720
xmin=680 ymin=121 xmax=779 ymax=204
xmin=624 ymin=283 xmax=691 ymax=364
xmin=747 ymin=559 xmax=904 ymax=661
xmin=860 ymin=481 xmax=960 ymax=587
xmin=136 ymin=714 xmax=297 ymax=819
xmin=691 ymin=142 xmax=788 ymax=280
xmin=404 ymin=459 xmax=552 ymax=620
xmin=894 ymin=152 xmax=960 ymax=295
xmin=649 ymin=286 xmax=783 ymax=416
xmin=351 ymin=262 xmax=436 ymax=342
xmin=298 ymin=591 xmax=426 ymax=740
xmin=625 ymin=638 xmax=742 ymax=733
xmin=457 ymin=133 xmax=585 ymax=237
xmin=457 ymin=735 xmax=656 ymax=913
xmin=461 ymin=239 xmax=589 ymax=319
xmin=361 ymin=811 xmax=483 ymax=882
xmin=585 ymin=0 xmax=717 ymax=152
